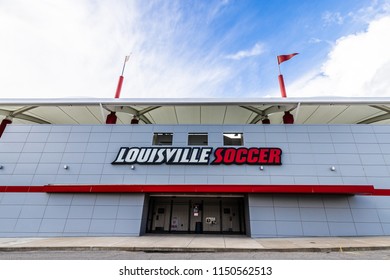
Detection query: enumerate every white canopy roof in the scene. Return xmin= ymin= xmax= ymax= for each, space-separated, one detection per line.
xmin=1 ymin=97 xmax=390 ymax=125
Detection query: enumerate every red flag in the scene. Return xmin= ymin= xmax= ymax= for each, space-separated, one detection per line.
xmin=277 ymin=53 xmax=298 ymax=64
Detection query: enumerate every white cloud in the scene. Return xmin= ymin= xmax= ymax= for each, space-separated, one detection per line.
xmin=225 ymin=43 xmax=265 ymax=60
xmin=0 ymin=0 xmax=138 ymax=98
xmin=207 ymin=0 xmax=230 ymax=22
xmin=309 ymin=38 xmax=323 ymax=44
xmin=2 ymin=1 xmax=389 ymax=101
xmin=322 ymin=11 xmax=344 ymax=25
xmin=288 ymin=15 xmax=390 ymax=98
xmin=349 ymin=0 xmax=390 ymax=24
xmin=0 ymin=0 xmax=233 ymax=99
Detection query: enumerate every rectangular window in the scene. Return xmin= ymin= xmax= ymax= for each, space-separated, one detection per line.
xmin=223 ymin=133 xmax=244 ymax=146
xmin=188 ymin=133 xmax=208 ymax=146
xmin=153 ymin=133 xmax=173 ymax=145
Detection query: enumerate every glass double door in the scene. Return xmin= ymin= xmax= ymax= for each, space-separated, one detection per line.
xmin=146 ymin=196 xmax=246 ymax=234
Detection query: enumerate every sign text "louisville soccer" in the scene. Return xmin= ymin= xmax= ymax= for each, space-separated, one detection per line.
xmin=112 ymin=147 xmax=282 ymax=165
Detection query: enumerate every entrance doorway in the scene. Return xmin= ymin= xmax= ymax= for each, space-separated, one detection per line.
xmin=146 ymin=196 xmax=246 ymax=234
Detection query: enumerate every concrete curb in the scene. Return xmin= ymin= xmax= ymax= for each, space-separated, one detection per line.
xmin=1 ymin=246 xmax=390 ymax=253
xmin=2 ymin=236 xmax=390 ymax=254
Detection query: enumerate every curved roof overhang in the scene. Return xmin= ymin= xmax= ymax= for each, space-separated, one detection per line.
xmin=2 ymin=97 xmax=390 ymax=125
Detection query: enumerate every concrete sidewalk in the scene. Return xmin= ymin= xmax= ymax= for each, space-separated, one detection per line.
xmin=1 ymin=235 xmax=390 ymax=252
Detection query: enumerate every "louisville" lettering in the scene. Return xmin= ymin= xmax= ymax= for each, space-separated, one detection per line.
xmin=112 ymin=147 xmax=213 ymax=165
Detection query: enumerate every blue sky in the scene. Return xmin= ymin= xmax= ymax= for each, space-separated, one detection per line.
xmin=0 ymin=0 xmax=389 ymax=99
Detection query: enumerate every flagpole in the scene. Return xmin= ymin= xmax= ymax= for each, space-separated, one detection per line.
xmin=121 ymin=54 xmax=131 ymax=76
xmin=277 ymin=56 xmax=287 ymax=98
xmin=115 ymin=54 xmax=131 ymax=99
xmin=106 ymin=54 xmax=131 ymax=124
xmin=276 ymin=53 xmax=298 ymax=98
xmin=114 ymin=77 xmax=124 ymax=99
xmin=278 ymin=74 xmax=287 ymax=98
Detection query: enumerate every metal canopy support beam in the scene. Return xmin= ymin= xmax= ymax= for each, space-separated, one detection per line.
xmin=16 ymin=114 xmax=51 ymax=124
xmin=294 ymin=102 xmax=301 ymax=124
xmin=137 ymin=106 xmax=161 ymax=124
xmin=250 ymin=114 xmax=265 ymax=124
xmin=139 ymin=106 xmax=161 ymax=115
xmin=243 ymin=105 xmax=298 ymax=124
xmin=358 ymin=113 xmax=390 ymax=124
xmin=10 ymin=106 xmax=39 ymax=117
xmin=0 ymin=108 xmax=50 ymax=124
xmin=240 ymin=105 xmax=264 ymax=116
xmin=240 ymin=105 xmax=265 ymax=124
xmin=356 ymin=105 xmax=390 ymax=124
xmin=0 ymin=109 xmax=13 ymax=117
xmin=102 ymin=105 xmax=154 ymax=124
xmin=371 ymin=105 xmax=390 ymax=114
xmin=139 ymin=115 xmax=152 ymax=124
xmin=99 ymin=103 xmax=106 ymax=124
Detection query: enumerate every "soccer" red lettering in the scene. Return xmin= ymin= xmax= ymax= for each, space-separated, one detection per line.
xmin=211 ymin=147 xmax=282 ymax=165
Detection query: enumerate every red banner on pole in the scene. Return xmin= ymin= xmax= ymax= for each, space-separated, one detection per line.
xmin=277 ymin=53 xmax=298 ymax=64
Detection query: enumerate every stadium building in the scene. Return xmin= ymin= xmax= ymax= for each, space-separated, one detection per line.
xmin=1 ymin=97 xmax=390 ymax=237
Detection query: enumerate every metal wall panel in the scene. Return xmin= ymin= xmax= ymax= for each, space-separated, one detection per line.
xmin=1 ymin=124 xmax=390 ymax=237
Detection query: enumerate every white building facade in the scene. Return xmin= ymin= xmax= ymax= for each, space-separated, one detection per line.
xmin=1 ymin=98 xmax=390 ymax=237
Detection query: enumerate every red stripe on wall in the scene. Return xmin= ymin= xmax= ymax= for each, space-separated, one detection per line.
xmin=0 ymin=186 xmax=45 ymax=192
xmin=371 ymin=189 xmax=390 ymax=196
xmin=1 ymin=184 xmax=388 ymax=195
xmin=42 ymin=184 xmax=377 ymax=195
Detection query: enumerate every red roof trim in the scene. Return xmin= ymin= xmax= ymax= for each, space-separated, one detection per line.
xmin=1 ymin=184 xmax=390 ymax=195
